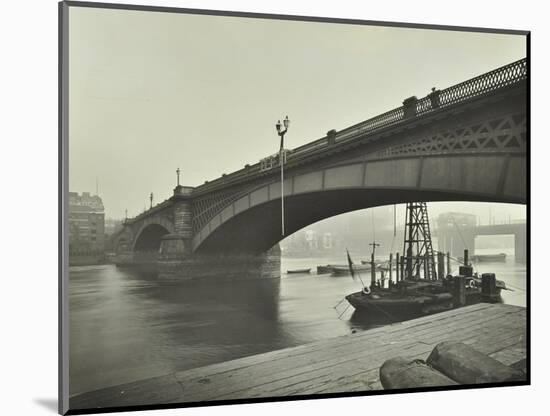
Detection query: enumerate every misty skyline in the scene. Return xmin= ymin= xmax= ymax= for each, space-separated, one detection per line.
xmin=288 ymin=202 xmax=526 ymax=245
xmin=68 ymin=7 xmax=526 ymax=220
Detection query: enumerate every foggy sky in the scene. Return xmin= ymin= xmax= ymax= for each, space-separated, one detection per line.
xmin=68 ymin=6 xmax=527 ymax=221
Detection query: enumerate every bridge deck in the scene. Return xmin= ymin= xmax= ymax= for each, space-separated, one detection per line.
xmin=70 ymin=303 xmax=527 ymax=411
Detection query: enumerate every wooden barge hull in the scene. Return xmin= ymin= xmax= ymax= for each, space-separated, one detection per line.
xmin=345 ymin=291 xmax=454 ymax=317
xmin=346 ymin=283 xmax=503 ymax=316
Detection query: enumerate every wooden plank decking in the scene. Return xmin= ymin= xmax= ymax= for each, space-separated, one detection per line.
xmin=70 ymin=303 xmax=527 ymax=411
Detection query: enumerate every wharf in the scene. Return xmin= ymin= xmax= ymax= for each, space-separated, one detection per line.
xmin=70 ymin=303 xmax=527 ymax=411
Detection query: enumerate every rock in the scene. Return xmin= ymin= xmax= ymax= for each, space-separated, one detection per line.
xmin=426 ymin=341 xmax=525 ymax=384
xmin=380 ymin=357 xmax=457 ymax=390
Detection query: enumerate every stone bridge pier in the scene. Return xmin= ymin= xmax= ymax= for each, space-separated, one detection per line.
xmin=157 ymin=185 xmax=194 ymax=268
xmin=159 ymin=187 xmax=281 ymax=280
xmin=116 ymin=185 xmax=281 ymax=280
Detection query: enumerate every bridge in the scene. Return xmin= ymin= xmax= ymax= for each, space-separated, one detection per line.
xmin=114 ymin=58 xmax=527 ymax=279
xmin=436 ymin=221 xmax=527 ymax=263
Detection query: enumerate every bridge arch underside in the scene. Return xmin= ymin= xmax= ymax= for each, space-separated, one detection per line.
xmin=194 ymin=152 xmax=526 ymax=255
xmin=133 ymin=223 xmax=171 ymax=252
xmin=195 ymin=188 xmax=519 ymax=256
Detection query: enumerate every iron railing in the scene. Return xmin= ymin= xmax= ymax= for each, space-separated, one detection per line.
xmin=334 ymin=107 xmax=405 ymax=144
xmin=434 ymin=58 xmax=527 ymax=110
xmin=334 ymin=58 xmax=527 ymax=144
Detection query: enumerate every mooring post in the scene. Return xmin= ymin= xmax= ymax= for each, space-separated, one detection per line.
xmin=423 ymin=254 xmax=429 ymax=280
xmin=437 ymin=251 xmax=445 ymax=280
xmin=396 ymin=252 xmax=400 ymax=282
xmin=370 ymin=252 xmax=376 ymax=288
xmin=481 ymin=273 xmax=498 ymax=302
xmin=447 ymin=252 xmax=451 ymax=276
xmin=389 ymin=253 xmax=393 ymax=286
xmin=453 ymin=275 xmax=466 ymax=308
xmin=406 ymin=246 xmax=412 ymax=279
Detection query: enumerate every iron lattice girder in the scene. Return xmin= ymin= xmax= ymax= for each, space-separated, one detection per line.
xmin=403 ymin=202 xmax=437 ymax=280
xmin=375 ymin=112 xmax=526 ymax=160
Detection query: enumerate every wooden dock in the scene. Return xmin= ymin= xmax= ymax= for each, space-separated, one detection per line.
xmin=70 ymin=303 xmax=527 ymax=411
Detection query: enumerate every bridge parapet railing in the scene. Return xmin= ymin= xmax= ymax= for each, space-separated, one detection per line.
xmin=290 ymin=137 xmax=329 ymax=157
xmin=334 ymin=58 xmax=526 ymax=144
xmin=124 ymin=199 xmax=172 ymax=224
xmin=422 ymin=58 xmax=527 ymax=113
xmin=335 ymin=107 xmax=405 ymax=143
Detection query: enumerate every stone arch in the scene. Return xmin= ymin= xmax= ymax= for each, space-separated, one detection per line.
xmin=131 ymin=216 xmax=175 ymax=252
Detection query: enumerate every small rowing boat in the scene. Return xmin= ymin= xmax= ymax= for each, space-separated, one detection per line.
xmin=458 ymin=253 xmax=507 ymax=263
xmin=287 ymin=268 xmax=311 ymax=274
xmin=331 ymin=264 xmax=372 ymax=276
xmin=473 ymin=253 xmax=507 ymax=262
xmin=317 ymin=265 xmax=336 ymax=274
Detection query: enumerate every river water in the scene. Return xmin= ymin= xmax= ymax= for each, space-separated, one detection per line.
xmin=69 ymin=248 xmax=526 ymax=396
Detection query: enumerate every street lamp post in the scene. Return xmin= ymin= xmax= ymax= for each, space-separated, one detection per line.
xmin=276 ymin=115 xmax=290 ymax=236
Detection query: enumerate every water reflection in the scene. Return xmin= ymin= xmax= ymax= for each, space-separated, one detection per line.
xmin=69 ymin=267 xmax=284 ymax=395
xmin=69 ymin=251 xmax=526 ymax=396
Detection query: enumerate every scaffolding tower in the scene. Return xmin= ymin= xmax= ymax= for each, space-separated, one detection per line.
xmin=403 ymin=202 xmax=437 ymax=280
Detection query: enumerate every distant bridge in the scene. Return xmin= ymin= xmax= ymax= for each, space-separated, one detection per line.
xmin=114 ymin=58 xmax=527 ymax=278
xmin=436 ymin=221 xmax=527 ymax=263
